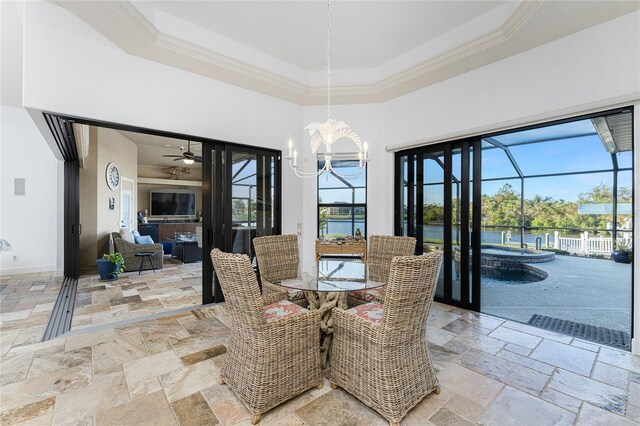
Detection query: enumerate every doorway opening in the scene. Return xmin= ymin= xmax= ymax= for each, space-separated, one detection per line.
xmin=42 ymin=113 xmax=281 ymax=338
xmin=395 ymin=107 xmax=634 ymax=349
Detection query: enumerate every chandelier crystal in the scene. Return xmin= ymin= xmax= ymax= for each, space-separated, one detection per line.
xmin=285 ymin=0 xmax=369 ymax=179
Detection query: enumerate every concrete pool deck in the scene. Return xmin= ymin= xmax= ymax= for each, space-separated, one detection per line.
xmin=481 ymin=255 xmax=632 ymax=335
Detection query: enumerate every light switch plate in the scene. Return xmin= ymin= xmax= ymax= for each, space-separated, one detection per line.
xmin=14 ymin=178 xmax=25 ymax=196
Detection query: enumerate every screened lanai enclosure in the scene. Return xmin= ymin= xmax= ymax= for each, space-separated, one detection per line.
xmin=396 ymin=108 xmax=634 ymax=349
xmin=318 ymin=158 xmax=367 ymax=238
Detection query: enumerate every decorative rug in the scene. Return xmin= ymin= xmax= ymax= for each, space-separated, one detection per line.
xmin=527 ymin=314 xmax=630 ymax=350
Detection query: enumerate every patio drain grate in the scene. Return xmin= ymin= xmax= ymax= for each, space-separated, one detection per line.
xmin=527 ymin=314 xmax=630 ymax=350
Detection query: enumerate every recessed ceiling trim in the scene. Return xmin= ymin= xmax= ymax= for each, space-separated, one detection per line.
xmin=55 ymin=1 xmax=638 ymax=106
xmin=154 ymin=32 xmax=310 ymax=96
xmin=110 ymin=0 xmax=158 ymax=41
xmin=343 ymin=1 xmax=543 ymax=96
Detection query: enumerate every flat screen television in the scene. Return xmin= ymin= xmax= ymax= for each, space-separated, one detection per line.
xmin=150 ymin=191 xmax=196 ymax=217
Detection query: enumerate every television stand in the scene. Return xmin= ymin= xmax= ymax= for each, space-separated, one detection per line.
xmin=138 ymin=222 xmax=199 ymax=243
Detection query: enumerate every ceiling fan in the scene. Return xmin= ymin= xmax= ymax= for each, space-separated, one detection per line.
xmin=162 ymin=140 xmax=202 ymax=164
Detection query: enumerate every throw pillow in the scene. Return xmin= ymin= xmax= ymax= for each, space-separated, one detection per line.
xmin=119 ymin=228 xmax=135 ymax=244
xmin=135 ymin=235 xmax=154 ymax=244
xmin=132 ymin=230 xmax=141 ymax=238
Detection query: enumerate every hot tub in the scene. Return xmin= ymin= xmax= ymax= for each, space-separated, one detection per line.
xmin=454 ymin=245 xmax=554 ymax=280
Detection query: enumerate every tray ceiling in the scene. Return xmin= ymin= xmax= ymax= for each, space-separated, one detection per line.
xmin=55 ymin=1 xmax=639 ymax=105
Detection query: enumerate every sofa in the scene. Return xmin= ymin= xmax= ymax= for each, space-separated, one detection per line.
xmin=110 ymin=232 xmax=164 ymax=272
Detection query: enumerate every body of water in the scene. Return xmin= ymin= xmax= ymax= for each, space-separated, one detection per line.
xmin=323 ymin=219 xmax=365 ymax=236
xmin=325 ymin=220 xmax=588 ymax=247
xmin=424 ymin=225 xmax=584 ymax=246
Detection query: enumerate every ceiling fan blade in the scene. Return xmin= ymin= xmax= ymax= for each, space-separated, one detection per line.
xmin=194 ymin=156 xmax=203 ymax=161
xmin=163 ymin=155 xmax=183 ymax=158
xmin=173 ymin=158 xmax=183 ymax=162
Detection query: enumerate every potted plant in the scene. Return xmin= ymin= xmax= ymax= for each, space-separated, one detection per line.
xmin=97 ymin=252 xmax=125 ymax=280
xmin=612 ymin=241 xmax=632 ymax=264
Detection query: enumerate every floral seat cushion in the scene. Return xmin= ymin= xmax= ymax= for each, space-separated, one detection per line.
xmin=288 ymin=289 xmax=305 ymax=301
xmin=348 ymin=285 xmax=386 ymax=303
xmin=264 ymin=300 xmax=309 ymax=323
xmin=346 ymin=303 xmax=384 ymax=325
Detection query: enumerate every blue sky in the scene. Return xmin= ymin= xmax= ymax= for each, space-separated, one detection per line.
xmin=421 ymin=119 xmax=633 ymax=204
xmin=318 ymin=160 xmax=367 ymax=204
xmin=233 ymin=119 xmax=632 ymax=206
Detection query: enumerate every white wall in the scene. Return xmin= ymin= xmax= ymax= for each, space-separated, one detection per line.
xmin=383 ymin=11 xmax=640 ymax=147
xmin=15 ymin=1 xmax=640 ymax=352
xmin=0 ymin=105 xmax=61 ymax=274
xmin=21 ymin=0 xmax=304 ymax=238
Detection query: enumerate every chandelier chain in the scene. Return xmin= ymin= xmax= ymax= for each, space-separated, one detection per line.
xmin=285 ymin=0 xmax=368 ymax=180
xmin=326 ymin=0 xmax=331 ymax=121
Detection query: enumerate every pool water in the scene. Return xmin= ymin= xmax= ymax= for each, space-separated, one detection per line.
xmin=480 ymin=267 xmax=543 ymax=285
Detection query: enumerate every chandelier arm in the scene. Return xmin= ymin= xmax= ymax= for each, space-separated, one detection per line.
xmin=331 ymin=170 xmax=365 ymax=180
xmin=295 ymin=171 xmax=325 ymax=179
xmin=286 ymin=159 xmax=328 ymax=177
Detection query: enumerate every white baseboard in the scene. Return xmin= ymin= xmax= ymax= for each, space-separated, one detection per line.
xmin=0 ymin=265 xmax=59 ymax=276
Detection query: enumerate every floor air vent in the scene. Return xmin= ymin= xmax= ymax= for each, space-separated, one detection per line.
xmin=527 ymin=314 xmax=630 ymax=350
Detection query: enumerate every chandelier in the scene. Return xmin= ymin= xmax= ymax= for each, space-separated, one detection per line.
xmin=285 ymin=0 xmax=369 ymax=179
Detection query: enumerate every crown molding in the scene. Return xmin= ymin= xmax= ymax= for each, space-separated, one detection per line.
xmin=154 ymin=32 xmax=310 ymax=97
xmin=108 ymin=1 xmax=311 ymax=101
xmin=55 ymin=1 xmax=637 ymax=106
xmin=109 ymin=1 xmax=158 ymax=41
xmin=352 ymin=0 xmax=543 ymax=95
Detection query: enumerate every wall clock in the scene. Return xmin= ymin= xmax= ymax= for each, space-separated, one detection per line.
xmin=106 ymin=162 xmax=120 ymax=190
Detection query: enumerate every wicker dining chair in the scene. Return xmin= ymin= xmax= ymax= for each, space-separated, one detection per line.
xmin=210 ymin=249 xmax=322 ymax=424
xmin=253 ymin=234 xmax=307 ymax=306
xmin=348 ymin=235 xmax=416 ymax=306
xmin=331 ymin=251 xmax=443 ymax=426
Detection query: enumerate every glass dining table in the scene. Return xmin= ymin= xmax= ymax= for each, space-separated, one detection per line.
xmin=274 ymin=258 xmax=385 ymax=367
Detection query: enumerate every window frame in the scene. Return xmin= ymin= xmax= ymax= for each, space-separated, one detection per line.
xmin=317 ymin=159 xmax=367 ymax=239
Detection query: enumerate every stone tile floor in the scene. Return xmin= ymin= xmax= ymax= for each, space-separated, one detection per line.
xmin=0 ymin=271 xmax=63 ymax=353
xmin=72 ymin=259 xmax=202 ymax=331
xmin=1 ymin=268 xmax=639 ymax=425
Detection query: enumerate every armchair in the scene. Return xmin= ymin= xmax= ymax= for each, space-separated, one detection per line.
xmin=348 ymin=235 xmax=416 ymax=306
xmin=210 ymin=249 xmax=322 ymax=424
xmin=331 ymin=251 xmax=443 ymax=425
xmin=253 ymin=234 xmax=307 ymax=306
xmin=110 ymin=232 xmax=164 ymax=272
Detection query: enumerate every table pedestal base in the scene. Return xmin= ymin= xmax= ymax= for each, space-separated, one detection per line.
xmin=303 ymin=291 xmax=348 ymax=368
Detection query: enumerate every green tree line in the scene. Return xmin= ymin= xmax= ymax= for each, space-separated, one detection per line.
xmin=423 ymin=183 xmax=631 ymax=231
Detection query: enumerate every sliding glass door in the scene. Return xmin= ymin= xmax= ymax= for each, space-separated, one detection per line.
xmin=225 ymin=147 xmax=279 ymax=258
xmin=395 ymin=108 xmax=633 ymax=350
xmin=202 ymin=144 xmax=281 ymax=303
xmin=395 ymin=140 xmax=481 ymax=310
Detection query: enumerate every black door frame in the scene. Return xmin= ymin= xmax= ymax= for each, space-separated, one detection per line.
xmin=210 ymin=144 xmax=282 ymax=302
xmin=44 ymin=113 xmax=81 ymax=279
xmin=394 ymin=139 xmax=481 ymax=311
xmin=44 ymin=112 xmax=282 ymax=305
xmin=394 ymin=107 xmax=634 ymax=324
